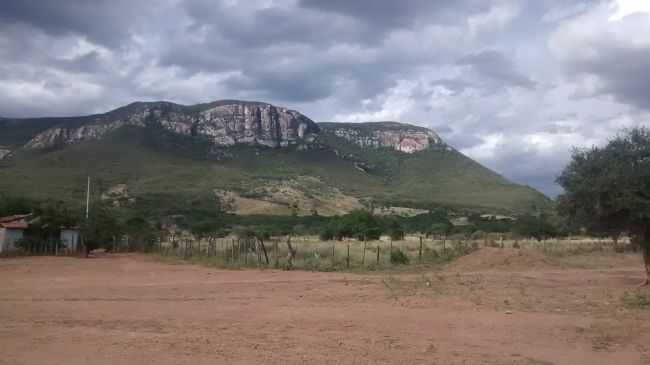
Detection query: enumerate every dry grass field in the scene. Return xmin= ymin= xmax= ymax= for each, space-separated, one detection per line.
xmin=1 ymin=246 xmax=650 ymax=364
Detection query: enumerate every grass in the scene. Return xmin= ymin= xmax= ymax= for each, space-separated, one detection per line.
xmin=622 ymin=291 xmax=650 ymax=309
xmin=151 ymin=234 xmax=482 ymax=273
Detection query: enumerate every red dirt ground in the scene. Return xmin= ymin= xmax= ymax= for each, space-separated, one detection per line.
xmin=1 ymin=253 xmax=649 ymax=364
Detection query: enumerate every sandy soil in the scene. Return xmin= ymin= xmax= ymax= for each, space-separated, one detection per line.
xmin=1 ymin=253 xmax=649 ymax=365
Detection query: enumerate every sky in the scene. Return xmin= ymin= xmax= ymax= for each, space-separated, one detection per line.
xmin=1 ymin=0 xmax=649 ymax=197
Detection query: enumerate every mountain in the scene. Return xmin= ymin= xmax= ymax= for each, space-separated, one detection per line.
xmin=0 ymin=100 xmax=551 ymax=216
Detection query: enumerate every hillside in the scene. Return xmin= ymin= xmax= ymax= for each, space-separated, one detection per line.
xmin=0 ymin=100 xmax=551 ymax=216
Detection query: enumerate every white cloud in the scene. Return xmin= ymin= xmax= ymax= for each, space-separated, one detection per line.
xmin=609 ymin=0 xmax=650 ymax=21
xmin=1 ymin=0 xmax=649 ymax=197
xmin=468 ymin=1 xmax=519 ymax=36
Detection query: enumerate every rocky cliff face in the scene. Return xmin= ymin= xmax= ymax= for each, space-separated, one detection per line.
xmin=321 ymin=122 xmax=444 ymax=153
xmin=194 ymin=103 xmax=317 ymax=147
xmin=23 ymin=101 xmax=319 ymax=150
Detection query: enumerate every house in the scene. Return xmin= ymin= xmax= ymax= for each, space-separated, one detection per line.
xmin=0 ymin=214 xmax=31 ymax=253
xmin=60 ymin=228 xmax=80 ymax=251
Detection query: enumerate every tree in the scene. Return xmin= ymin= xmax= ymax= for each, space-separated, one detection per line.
xmin=429 ymin=222 xmax=452 ymax=239
xmin=513 ymin=213 xmax=556 ymax=242
xmin=0 ymin=195 xmax=32 ymax=216
xmin=386 ymin=219 xmax=405 ymax=241
xmin=556 ymin=127 xmax=650 ymax=285
xmin=29 ymin=200 xmax=78 ymax=251
xmin=124 ymin=216 xmax=157 ymax=251
xmin=343 ymin=210 xmax=383 ymax=240
xmin=81 ymin=204 xmax=121 ymax=256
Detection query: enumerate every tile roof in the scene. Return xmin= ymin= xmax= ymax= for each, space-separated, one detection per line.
xmin=0 ymin=213 xmax=32 ymax=229
xmin=1 ymin=221 xmax=28 ymax=229
xmin=0 ymin=213 xmax=32 ymax=223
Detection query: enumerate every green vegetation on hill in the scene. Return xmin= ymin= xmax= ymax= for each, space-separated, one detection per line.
xmin=317 ymin=123 xmax=550 ymax=212
xmin=0 ymin=110 xmax=551 ymax=216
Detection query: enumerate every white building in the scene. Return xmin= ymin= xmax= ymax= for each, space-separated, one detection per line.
xmin=0 ymin=214 xmax=30 ymax=253
xmin=60 ymin=228 xmax=80 ymax=251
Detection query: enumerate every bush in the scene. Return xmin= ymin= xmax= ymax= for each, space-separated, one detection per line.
xmin=389 ymin=227 xmax=405 ymax=241
xmin=390 ymin=248 xmax=410 ymax=265
xmin=471 ymin=230 xmax=486 ymax=240
xmin=319 ymin=227 xmax=335 ymax=241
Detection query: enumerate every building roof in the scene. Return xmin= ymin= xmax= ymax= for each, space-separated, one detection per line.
xmin=0 ymin=213 xmax=32 ymax=229
xmin=1 ymin=221 xmax=28 ymax=229
xmin=0 ymin=213 xmax=32 ymax=223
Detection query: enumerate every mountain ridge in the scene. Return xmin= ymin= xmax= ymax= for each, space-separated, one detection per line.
xmin=0 ymin=99 xmax=551 ymax=214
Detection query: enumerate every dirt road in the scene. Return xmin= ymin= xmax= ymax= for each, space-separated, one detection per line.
xmin=1 ymin=253 xmax=649 ymax=364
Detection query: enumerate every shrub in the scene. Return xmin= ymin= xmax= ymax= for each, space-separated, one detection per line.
xmin=471 ymin=230 xmax=486 ymax=240
xmin=319 ymin=227 xmax=335 ymax=241
xmin=623 ymin=291 xmax=650 ymax=309
xmin=390 ymin=248 xmax=410 ymax=265
xmin=389 ymin=227 xmax=405 ymax=241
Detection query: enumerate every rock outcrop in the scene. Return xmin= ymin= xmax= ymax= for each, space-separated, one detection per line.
xmin=19 ymin=101 xmax=446 ymax=156
xmin=320 ymin=122 xmax=444 ymax=153
xmin=24 ymin=121 xmax=138 ymax=149
xmin=101 ymin=184 xmax=135 ymax=207
xmin=0 ymin=148 xmax=11 ymax=160
xmin=23 ymin=100 xmax=319 ymax=150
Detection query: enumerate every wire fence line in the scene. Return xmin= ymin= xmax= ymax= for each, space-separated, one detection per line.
xmin=2 ymin=233 xmax=627 ymax=271
xmin=153 ymin=235 xmax=625 ymax=271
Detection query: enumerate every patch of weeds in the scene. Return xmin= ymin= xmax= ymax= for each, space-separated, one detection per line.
xmin=622 ymin=291 xmax=650 ymax=309
xmin=390 ymin=248 xmax=410 ymax=265
xmin=382 ymin=276 xmax=421 ymax=298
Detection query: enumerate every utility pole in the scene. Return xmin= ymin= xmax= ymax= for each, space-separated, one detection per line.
xmin=85 ymin=176 xmax=90 ymax=220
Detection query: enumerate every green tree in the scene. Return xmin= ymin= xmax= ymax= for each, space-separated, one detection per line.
xmin=386 ymin=219 xmax=405 ymax=241
xmin=513 ymin=213 xmax=556 ymax=242
xmin=429 ymin=222 xmax=453 ymax=238
xmin=557 ymin=127 xmax=650 ymax=285
xmin=124 ymin=216 xmax=158 ymax=251
xmin=343 ymin=210 xmax=383 ymax=240
xmin=30 ymin=200 xmax=78 ymax=251
xmin=81 ymin=204 xmax=121 ymax=256
xmin=0 ymin=195 xmax=33 ymax=216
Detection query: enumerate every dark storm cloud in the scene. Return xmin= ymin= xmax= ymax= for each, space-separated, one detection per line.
xmin=457 ymin=50 xmax=536 ymax=89
xmin=564 ymin=42 xmax=650 ymax=112
xmin=298 ymin=0 xmax=487 ymax=29
xmin=182 ymin=0 xmax=372 ymax=47
xmin=223 ymin=69 xmax=335 ymax=103
xmin=0 ymin=0 xmax=646 ymax=197
xmin=54 ymin=51 xmax=105 ymax=74
xmin=550 ymin=5 xmax=650 ymax=111
xmin=0 ymin=0 xmax=151 ymax=47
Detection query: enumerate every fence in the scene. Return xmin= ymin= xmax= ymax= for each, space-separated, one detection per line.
xmin=155 ymin=235 xmax=521 ymax=270
xmin=0 ymin=240 xmax=80 ymax=258
xmin=1 ymin=234 xmax=628 ymax=269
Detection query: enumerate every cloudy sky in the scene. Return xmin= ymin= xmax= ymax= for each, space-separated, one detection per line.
xmin=1 ymin=0 xmax=649 ymax=196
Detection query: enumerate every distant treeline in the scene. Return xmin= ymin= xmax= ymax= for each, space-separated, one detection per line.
xmin=1 ymin=192 xmax=562 ymax=255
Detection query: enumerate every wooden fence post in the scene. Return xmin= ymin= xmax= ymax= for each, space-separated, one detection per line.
xmin=274 ymin=240 xmax=279 ymax=269
xmin=362 ymin=236 xmax=367 ymax=266
xmin=419 ymin=236 xmax=423 ymax=263
xmin=442 ymin=236 xmax=446 ymax=255
xmin=376 ymin=245 xmax=380 ymax=265
xmin=346 ymin=243 xmax=350 ymax=269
